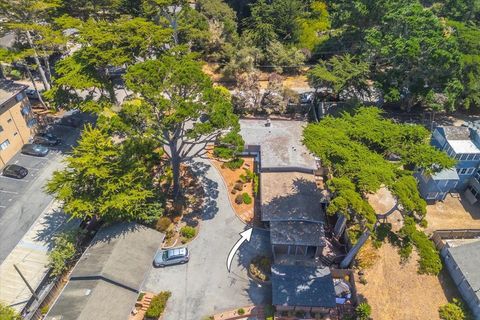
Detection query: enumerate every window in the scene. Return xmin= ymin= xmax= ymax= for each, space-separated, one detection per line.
xmin=466 ymin=168 xmax=475 ymax=175
xmin=15 ymin=92 xmax=25 ymax=101
xmin=475 ymin=154 xmax=480 ymax=160
xmin=427 ymin=192 xmax=438 ymax=199
xmin=0 ymin=139 xmax=10 ymax=150
xmin=13 ymin=132 xmax=17 ymax=136
xmin=467 ymin=154 xmax=474 ymax=161
xmin=27 ymin=118 xmax=37 ymax=128
xmin=0 ymin=125 xmax=3 ymax=133
xmin=460 ymin=154 xmax=468 ymax=161
xmin=456 ymin=153 xmax=462 ymax=160
xmin=21 ymin=105 xmax=31 ymax=116
xmin=7 ymin=118 xmax=12 ymax=123
xmin=458 ymin=168 xmax=474 ymax=175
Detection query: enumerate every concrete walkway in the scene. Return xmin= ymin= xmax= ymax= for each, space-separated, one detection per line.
xmin=0 ymin=201 xmax=77 ymax=312
xmin=142 ymin=159 xmax=271 ymax=320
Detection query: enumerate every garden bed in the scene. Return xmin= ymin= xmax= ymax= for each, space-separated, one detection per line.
xmin=248 ymin=255 xmax=272 ymax=284
xmin=208 ymin=153 xmax=258 ymax=225
xmin=157 ymin=165 xmax=203 ymax=247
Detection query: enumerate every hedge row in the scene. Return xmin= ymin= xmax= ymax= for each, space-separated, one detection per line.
xmin=401 ymin=217 xmax=442 ymax=275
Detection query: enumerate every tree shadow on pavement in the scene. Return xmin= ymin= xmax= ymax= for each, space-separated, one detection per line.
xmin=236 ymin=227 xmax=273 ymax=305
xmin=188 ymin=160 xmax=220 ymax=221
xmin=34 ymin=208 xmax=78 ymax=250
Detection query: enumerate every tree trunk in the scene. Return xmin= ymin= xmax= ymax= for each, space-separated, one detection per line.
xmin=171 ymin=156 xmax=181 ymax=199
xmin=0 ymin=63 xmax=6 ymax=79
xmin=24 ymin=64 xmax=47 ymax=109
xmin=25 ymin=31 xmax=51 ymax=91
xmin=42 ymin=55 xmax=52 ymax=83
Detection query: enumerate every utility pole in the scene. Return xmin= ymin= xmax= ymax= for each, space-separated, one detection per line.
xmin=13 ymin=264 xmax=40 ymax=301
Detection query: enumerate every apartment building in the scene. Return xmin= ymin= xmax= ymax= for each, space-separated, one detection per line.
xmin=0 ymin=80 xmax=37 ymax=168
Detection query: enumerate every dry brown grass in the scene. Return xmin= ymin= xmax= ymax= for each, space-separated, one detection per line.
xmin=357 ymin=243 xmax=458 ymax=320
xmin=426 ymin=194 xmax=480 ymax=233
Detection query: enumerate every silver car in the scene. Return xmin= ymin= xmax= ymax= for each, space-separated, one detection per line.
xmin=154 ymin=247 xmax=189 ymax=267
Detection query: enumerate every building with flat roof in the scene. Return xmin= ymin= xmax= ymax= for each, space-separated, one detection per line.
xmin=45 ymin=223 xmax=164 ymax=320
xmin=0 ymin=80 xmax=36 ymax=168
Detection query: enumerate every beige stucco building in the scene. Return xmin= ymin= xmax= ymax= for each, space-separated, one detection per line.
xmin=0 ymin=80 xmax=37 ymax=168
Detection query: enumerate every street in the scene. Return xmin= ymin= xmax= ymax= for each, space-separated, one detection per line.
xmin=0 ymin=111 xmax=90 ymax=264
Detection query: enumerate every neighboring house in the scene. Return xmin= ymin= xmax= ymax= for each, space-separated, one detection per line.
xmin=45 ymin=223 xmax=164 ymax=320
xmin=417 ymin=125 xmax=480 ymax=202
xmin=440 ymin=238 xmax=480 ymax=319
xmin=0 ymin=80 xmax=37 ymax=168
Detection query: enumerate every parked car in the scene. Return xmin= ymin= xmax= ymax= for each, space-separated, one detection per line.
xmin=59 ymin=117 xmax=82 ymax=128
xmin=2 ymin=164 xmax=28 ymax=179
xmin=21 ymin=144 xmax=49 ymax=157
xmin=33 ymin=132 xmax=61 ymax=146
xmin=25 ymin=89 xmax=41 ymax=100
xmin=153 ymin=247 xmax=189 ymax=267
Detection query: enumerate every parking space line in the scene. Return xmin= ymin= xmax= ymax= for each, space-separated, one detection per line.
xmin=0 ymin=176 xmax=31 ymax=183
xmin=0 ymin=190 xmax=19 ymax=195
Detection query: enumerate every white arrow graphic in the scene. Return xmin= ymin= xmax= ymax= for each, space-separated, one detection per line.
xmin=226 ymin=228 xmax=253 ymax=272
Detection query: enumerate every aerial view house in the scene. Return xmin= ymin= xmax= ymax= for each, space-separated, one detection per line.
xmin=45 ymin=223 xmax=164 ymax=320
xmin=241 ymin=119 xmax=355 ymax=316
xmin=0 ymin=80 xmax=37 ymax=168
xmin=417 ymin=125 xmax=480 ymax=202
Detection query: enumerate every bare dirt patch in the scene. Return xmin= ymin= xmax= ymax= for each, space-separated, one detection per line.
xmin=426 ymin=194 xmax=480 ymax=233
xmin=367 ymin=187 xmax=403 ymax=232
xmin=356 ymin=242 xmax=458 ymax=320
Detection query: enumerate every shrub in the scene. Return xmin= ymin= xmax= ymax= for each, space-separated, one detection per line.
xmin=400 ymin=217 xmax=442 ymax=275
xmin=48 ymin=230 xmax=79 ymax=277
xmin=356 ymin=302 xmax=372 ymax=320
xmin=156 ymin=217 xmax=172 ymax=232
xmin=40 ymin=305 xmax=49 ymax=315
xmin=419 ymin=219 xmax=428 ymax=228
xmin=0 ymin=302 xmax=21 ymax=320
xmin=231 ymin=188 xmax=238 ymax=194
xmin=239 ymin=174 xmax=247 ymax=183
xmin=235 ymin=194 xmax=244 ymax=204
xmin=234 ymin=182 xmax=244 ymax=191
xmin=145 ymin=291 xmax=171 ymax=318
xmin=242 ymin=192 xmax=252 ymax=205
xmin=253 ymin=174 xmax=259 ymax=195
xmin=439 ymin=299 xmax=468 ymax=320
xmin=265 ymin=305 xmax=275 ymax=320
xmin=137 ymin=292 xmax=146 ymax=301
xmin=249 ymin=256 xmax=271 ymax=281
xmin=243 ymin=168 xmax=254 ymax=182
xmin=224 ymin=158 xmax=244 ymax=170
xmin=237 ymin=308 xmax=245 ymax=315
xmin=9 ymin=69 xmax=22 ymax=80
xmin=180 ymin=226 xmax=196 ymax=239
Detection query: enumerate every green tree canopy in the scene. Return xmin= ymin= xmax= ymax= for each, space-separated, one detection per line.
xmin=303 ymin=107 xmax=455 ymax=221
xmin=117 ymin=54 xmax=243 ymax=197
xmin=46 ymin=125 xmax=163 ymax=222
xmin=0 ymin=302 xmax=21 ymax=320
xmin=307 ymin=54 xmax=370 ymax=100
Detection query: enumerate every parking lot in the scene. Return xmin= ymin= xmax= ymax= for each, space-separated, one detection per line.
xmin=0 ymin=111 xmax=91 ymax=263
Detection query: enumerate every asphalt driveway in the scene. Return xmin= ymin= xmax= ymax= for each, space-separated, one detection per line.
xmin=0 ymin=111 xmax=92 ymax=263
xmin=142 ymin=159 xmax=272 ymax=320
